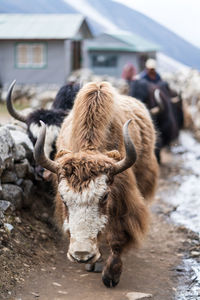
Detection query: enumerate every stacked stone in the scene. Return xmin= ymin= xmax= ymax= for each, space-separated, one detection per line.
xmin=0 ymin=123 xmax=36 ymax=224
xmin=1 ymin=84 xmax=58 ymax=109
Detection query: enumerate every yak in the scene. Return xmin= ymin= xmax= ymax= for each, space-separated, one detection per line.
xmin=7 ymin=81 xmax=79 ymax=160
xmin=129 ymin=79 xmax=183 ymax=162
xmin=51 ymin=82 xmax=80 ymax=111
xmin=34 ymin=81 xmax=158 ymax=287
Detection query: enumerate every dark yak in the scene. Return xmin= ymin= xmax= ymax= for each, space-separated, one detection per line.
xmin=7 ymin=81 xmax=79 ymax=160
xmin=129 ymin=79 xmax=184 ymax=162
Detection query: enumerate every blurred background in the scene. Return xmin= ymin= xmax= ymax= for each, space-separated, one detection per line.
xmin=0 ymin=1 xmax=200 ymax=300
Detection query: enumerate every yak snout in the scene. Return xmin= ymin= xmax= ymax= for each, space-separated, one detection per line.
xmin=67 ymin=239 xmax=101 ymax=263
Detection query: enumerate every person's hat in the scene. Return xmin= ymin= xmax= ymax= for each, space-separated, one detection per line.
xmin=145 ymin=58 xmax=156 ymax=69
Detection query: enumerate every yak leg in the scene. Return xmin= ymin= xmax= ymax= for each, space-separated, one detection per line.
xmin=102 ymin=251 xmax=122 ymax=288
xmin=102 ymin=228 xmax=127 ymax=288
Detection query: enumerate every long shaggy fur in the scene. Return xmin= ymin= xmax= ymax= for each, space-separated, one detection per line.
xmin=51 ymin=83 xmax=80 ymax=111
xmin=130 ymin=79 xmax=183 ymax=162
xmin=55 ymin=81 xmax=158 ymax=249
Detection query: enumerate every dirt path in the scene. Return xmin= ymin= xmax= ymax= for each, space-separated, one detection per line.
xmin=0 ymin=152 xmax=197 ymax=300
xmin=3 ymin=205 xmax=191 ymax=300
xmin=9 ymin=216 xmax=184 ymax=300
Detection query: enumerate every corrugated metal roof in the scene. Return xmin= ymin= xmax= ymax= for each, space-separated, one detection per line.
xmin=112 ymin=32 xmax=160 ymax=51
xmin=88 ymin=32 xmax=160 ymax=52
xmin=0 ymin=14 xmax=91 ymax=39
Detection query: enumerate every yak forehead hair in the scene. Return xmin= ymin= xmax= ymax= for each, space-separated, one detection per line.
xmin=56 ymin=151 xmax=115 ymax=192
xmin=71 ymin=81 xmax=117 ymax=151
xmin=30 ymin=122 xmax=60 ymax=157
xmin=59 ymin=175 xmax=108 ymax=238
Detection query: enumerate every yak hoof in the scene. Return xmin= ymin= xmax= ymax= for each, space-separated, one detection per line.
xmin=102 ymin=255 xmax=122 ymax=288
xmin=102 ymin=273 xmax=119 ymax=288
xmin=94 ymin=262 xmax=103 ymax=273
xmin=85 ymin=261 xmax=103 ymax=273
xmin=85 ymin=263 xmax=94 ymax=272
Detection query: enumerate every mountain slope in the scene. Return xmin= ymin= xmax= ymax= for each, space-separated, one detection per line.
xmin=0 ymin=0 xmax=77 ymax=13
xmin=81 ymin=0 xmax=200 ymax=69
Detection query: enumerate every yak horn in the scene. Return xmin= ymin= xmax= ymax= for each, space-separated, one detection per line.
xmin=34 ymin=121 xmax=58 ymax=174
xmin=113 ymin=119 xmax=137 ymax=175
xmin=150 ymin=106 xmax=160 ymax=115
xmin=6 ymin=80 xmax=28 ymax=123
xmin=154 ymin=89 xmax=164 ymax=111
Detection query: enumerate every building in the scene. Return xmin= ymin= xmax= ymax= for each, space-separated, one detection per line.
xmin=83 ymin=32 xmax=160 ymax=78
xmin=0 ymin=14 xmax=93 ymax=86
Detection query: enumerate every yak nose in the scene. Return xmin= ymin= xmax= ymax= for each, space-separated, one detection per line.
xmin=72 ymin=251 xmax=94 ymax=263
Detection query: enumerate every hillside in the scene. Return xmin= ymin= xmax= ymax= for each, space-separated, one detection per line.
xmin=0 ymin=0 xmax=76 ymax=13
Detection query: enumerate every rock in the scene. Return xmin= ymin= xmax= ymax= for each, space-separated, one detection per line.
xmin=13 ymin=144 xmax=26 ymax=162
xmin=1 ymin=170 xmax=18 ymax=183
xmin=1 ymin=184 xmax=23 ymax=209
xmin=52 ymin=282 xmax=62 ymax=287
xmin=190 ymin=251 xmax=200 ymax=258
xmin=15 ymin=159 xmax=29 ymax=178
xmin=40 ymin=233 xmax=48 ymax=241
xmin=126 ymin=292 xmax=153 ymax=300
xmin=30 ymin=292 xmax=40 ymax=297
xmin=37 ymin=90 xmax=57 ymax=107
xmin=0 ymin=211 xmax=4 ymax=222
xmin=21 ymin=179 xmax=34 ymax=207
xmin=4 ymin=223 xmax=14 ymax=233
xmin=0 ymin=127 xmax=15 ymax=174
xmin=16 ymin=178 xmax=23 ymax=186
xmin=41 ymin=212 xmax=49 ymax=221
xmin=15 ymin=159 xmax=34 ymax=179
xmin=3 ymin=123 xmax=26 ymax=132
xmin=9 ymin=128 xmax=33 ymax=159
xmin=58 ymin=290 xmax=68 ymax=295
xmin=15 ymin=216 xmax=22 ymax=224
xmin=0 ymin=200 xmax=12 ymax=212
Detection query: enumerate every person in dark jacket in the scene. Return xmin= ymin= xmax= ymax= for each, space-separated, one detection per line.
xmin=140 ymin=58 xmax=161 ymax=84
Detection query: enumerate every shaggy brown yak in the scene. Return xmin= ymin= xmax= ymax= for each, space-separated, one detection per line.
xmin=34 ymin=81 xmax=158 ymax=287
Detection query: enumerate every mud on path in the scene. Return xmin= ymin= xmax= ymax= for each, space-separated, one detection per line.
xmin=0 ymin=152 xmax=199 ymax=300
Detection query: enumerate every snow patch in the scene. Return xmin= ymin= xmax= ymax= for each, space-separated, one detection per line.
xmin=166 ymin=131 xmax=200 ymax=234
xmin=176 ymin=259 xmax=200 ymax=300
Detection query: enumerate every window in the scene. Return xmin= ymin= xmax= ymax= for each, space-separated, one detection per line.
xmin=92 ymin=54 xmax=117 ymax=67
xmin=15 ymin=43 xmax=47 ymax=68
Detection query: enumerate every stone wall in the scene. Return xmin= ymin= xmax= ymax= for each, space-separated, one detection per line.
xmin=0 ymin=123 xmax=37 ymax=227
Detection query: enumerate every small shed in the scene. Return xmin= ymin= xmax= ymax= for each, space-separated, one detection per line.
xmin=84 ymin=32 xmax=160 ymax=78
xmin=0 ymin=14 xmax=93 ymax=86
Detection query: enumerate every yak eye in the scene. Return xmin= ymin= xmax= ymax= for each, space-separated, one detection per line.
xmin=100 ymin=192 xmax=109 ymax=205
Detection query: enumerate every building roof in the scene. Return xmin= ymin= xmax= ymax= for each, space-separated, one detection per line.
xmin=0 ymin=14 xmax=93 ymax=40
xmin=87 ymin=32 xmax=160 ymax=52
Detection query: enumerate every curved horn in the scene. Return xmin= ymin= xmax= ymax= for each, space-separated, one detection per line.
xmin=154 ymin=89 xmax=164 ymax=111
xmin=6 ymin=80 xmax=28 ymax=123
xmin=150 ymin=106 xmax=160 ymax=115
xmin=113 ymin=119 xmax=137 ymax=175
xmin=34 ymin=121 xmax=58 ymax=174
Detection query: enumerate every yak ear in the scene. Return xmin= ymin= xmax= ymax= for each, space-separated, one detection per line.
xmin=106 ymin=150 xmax=121 ymax=161
xmin=64 ymin=164 xmax=73 ymax=177
xmin=56 ymin=149 xmax=72 ymax=159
